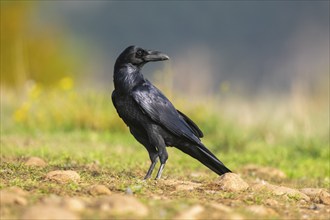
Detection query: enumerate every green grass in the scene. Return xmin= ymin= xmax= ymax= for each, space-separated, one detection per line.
xmin=1 ymin=86 xmax=329 ymax=185
xmin=1 ymin=129 xmax=328 ymax=187
xmin=1 ymin=86 xmax=329 ymax=219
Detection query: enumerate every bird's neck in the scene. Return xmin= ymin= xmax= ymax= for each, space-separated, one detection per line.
xmin=113 ymin=64 xmax=144 ymax=92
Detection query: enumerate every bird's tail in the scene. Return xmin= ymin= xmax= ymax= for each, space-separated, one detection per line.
xmin=178 ymin=143 xmax=231 ymax=175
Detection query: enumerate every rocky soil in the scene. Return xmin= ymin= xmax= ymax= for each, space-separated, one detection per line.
xmin=1 ymin=157 xmax=329 ymax=219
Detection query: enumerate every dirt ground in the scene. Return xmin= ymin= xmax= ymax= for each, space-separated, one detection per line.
xmin=1 ymin=157 xmax=329 ymax=219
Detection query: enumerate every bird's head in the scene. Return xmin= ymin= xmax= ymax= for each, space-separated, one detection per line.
xmin=115 ymin=46 xmax=169 ymax=69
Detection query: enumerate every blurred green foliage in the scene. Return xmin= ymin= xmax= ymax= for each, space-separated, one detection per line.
xmin=1 ymin=80 xmax=328 ymax=181
xmin=2 ymin=81 xmax=125 ymax=132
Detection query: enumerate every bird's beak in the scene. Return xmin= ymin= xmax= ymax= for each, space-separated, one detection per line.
xmin=144 ymin=50 xmax=170 ymax=62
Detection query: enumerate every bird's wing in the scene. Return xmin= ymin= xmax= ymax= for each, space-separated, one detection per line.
xmin=177 ymin=110 xmax=204 ymax=138
xmin=111 ymin=90 xmax=123 ymax=119
xmin=131 ymin=82 xmax=201 ymax=144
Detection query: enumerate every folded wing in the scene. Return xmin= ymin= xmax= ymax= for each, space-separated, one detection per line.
xmin=131 ymin=82 xmax=201 ymax=144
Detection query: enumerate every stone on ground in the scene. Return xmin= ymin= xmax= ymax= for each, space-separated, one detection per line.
xmin=300 ymin=188 xmax=330 ymax=205
xmin=319 ymin=190 xmax=330 ymax=205
xmin=215 ymin=173 xmax=249 ymax=192
xmin=88 ymin=184 xmax=111 ymax=196
xmin=251 ymin=181 xmax=310 ymax=201
xmin=45 ymin=170 xmax=80 ymax=183
xmin=24 ymin=157 xmax=47 ymax=167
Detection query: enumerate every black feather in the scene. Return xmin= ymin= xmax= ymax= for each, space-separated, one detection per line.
xmin=112 ymin=46 xmax=231 ymax=179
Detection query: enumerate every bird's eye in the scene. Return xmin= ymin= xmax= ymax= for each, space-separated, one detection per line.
xmin=136 ymin=50 xmax=143 ymax=57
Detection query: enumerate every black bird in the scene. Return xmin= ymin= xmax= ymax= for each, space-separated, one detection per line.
xmin=112 ymin=46 xmax=231 ymax=179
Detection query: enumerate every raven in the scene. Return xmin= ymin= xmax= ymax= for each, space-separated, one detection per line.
xmin=112 ymin=46 xmax=231 ymax=179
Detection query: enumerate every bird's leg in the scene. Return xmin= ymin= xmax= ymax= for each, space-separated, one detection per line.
xmin=144 ymin=152 xmax=159 ymax=180
xmin=155 ymin=163 xmax=166 ymax=180
xmin=144 ymin=157 xmax=158 ymax=180
xmin=155 ymin=146 xmax=168 ymax=180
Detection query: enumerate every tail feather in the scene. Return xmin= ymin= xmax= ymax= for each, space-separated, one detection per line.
xmin=176 ymin=143 xmax=231 ymax=175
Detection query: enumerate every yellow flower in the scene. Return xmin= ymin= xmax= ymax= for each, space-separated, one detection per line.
xmin=59 ymin=77 xmax=74 ymax=91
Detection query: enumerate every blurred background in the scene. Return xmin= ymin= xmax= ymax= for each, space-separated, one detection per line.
xmin=1 ymin=1 xmax=328 ymax=95
xmin=1 ymin=0 xmax=329 ymax=182
xmin=0 ymin=1 xmax=329 ymax=140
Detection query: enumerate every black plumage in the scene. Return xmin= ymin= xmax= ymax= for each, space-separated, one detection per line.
xmin=112 ymin=46 xmax=231 ymax=179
